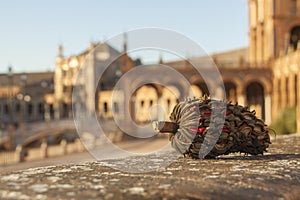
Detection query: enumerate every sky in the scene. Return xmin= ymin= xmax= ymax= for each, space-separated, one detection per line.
xmin=0 ymin=0 xmax=248 ymax=73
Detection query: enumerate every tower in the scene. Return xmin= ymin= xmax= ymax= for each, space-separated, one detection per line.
xmin=123 ymin=32 xmax=127 ymax=53
xmin=119 ymin=32 xmax=134 ymax=73
xmin=57 ymin=44 xmax=63 ymax=57
xmin=249 ymin=0 xmax=300 ymax=65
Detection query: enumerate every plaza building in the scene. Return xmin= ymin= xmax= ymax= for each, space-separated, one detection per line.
xmin=0 ymin=70 xmax=54 ymax=128
xmin=249 ymin=0 xmax=300 ymax=132
xmin=53 ymin=35 xmax=140 ymax=121
xmin=156 ymin=0 xmax=300 ymax=132
xmin=49 ymin=0 xmax=300 ymax=133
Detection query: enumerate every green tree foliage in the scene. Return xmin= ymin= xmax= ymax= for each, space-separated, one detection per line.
xmin=271 ymin=106 xmax=296 ymax=134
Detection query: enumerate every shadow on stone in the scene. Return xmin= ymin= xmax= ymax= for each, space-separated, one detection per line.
xmin=217 ymin=153 xmax=300 ymax=161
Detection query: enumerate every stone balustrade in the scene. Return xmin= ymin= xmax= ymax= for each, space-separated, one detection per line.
xmin=0 ymin=139 xmax=85 ymax=166
xmin=0 ymin=134 xmax=299 ymax=199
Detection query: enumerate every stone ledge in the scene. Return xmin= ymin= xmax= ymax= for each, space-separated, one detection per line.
xmin=0 ymin=134 xmax=300 ymax=200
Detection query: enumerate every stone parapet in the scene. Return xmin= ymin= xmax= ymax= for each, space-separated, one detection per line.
xmin=0 ymin=134 xmax=299 ymax=199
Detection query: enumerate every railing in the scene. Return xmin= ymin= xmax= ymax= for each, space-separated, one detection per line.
xmin=0 ymin=138 xmax=85 ymax=166
xmin=0 ymin=146 xmax=22 ymax=166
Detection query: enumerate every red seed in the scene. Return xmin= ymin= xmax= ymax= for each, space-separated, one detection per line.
xmin=226 ymin=110 xmax=232 ymax=115
xmin=222 ymin=128 xmax=230 ymax=133
xmin=203 ymin=110 xmax=211 ymax=115
xmin=198 ymin=127 xmax=206 ymax=133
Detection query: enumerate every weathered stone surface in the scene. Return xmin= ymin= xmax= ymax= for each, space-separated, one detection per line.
xmin=0 ymin=134 xmax=299 ymax=200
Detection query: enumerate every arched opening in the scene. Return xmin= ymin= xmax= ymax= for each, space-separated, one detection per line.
xmin=140 ymin=100 xmax=145 ymax=108
xmin=198 ymin=82 xmax=209 ymax=96
xmin=27 ymin=103 xmax=33 ymax=117
xmin=132 ymin=84 xmax=159 ymax=124
xmin=38 ymin=103 xmax=45 ymax=116
xmin=49 ymin=104 xmax=55 ymax=119
xmin=62 ymin=103 xmax=69 ymax=118
xmin=290 ymin=26 xmax=300 ymax=50
xmin=246 ymin=82 xmax=265 ymax=120
xmin=189 ymin=85 xmax=202 ymax=98
xmin=103 ymin=102 xmax=108 ymax=113
xmin=191 ymin=82 xmax=209 ymax=97
xmin=167 ymin=99 xmax=171 ymax=110
xmin=149 ymin=100 xmax=153 ymax=107
xmin=224 ymin=82 xmax=237 ymax=102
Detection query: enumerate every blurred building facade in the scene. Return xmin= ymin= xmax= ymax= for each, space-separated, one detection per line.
xmin=52 ymin=0 xmax=299 ymax=130
xmin=0 ymin=71 xmax=54 ymax=127
xmin=2 ymin=0 xmax=299 ymax=134
xmin=249 ymin=0 xmax=300 ymax=132
xmin=53 ymin=35 xmax=138 ymax=120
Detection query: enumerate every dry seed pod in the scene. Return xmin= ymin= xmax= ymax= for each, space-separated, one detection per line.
xmin=152 ymin=96 xmax=271 ymax=159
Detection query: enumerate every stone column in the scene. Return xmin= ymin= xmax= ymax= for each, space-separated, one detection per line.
xmin=298 ymin=105 xmax=300 ymax=133
xmin=32 ymin=102 xmax=38 ymax=121
xmin=280 ymin=76 xmax=287 ymax=110
xmin=214 ymin=86 xmax=225 ymax=100
xmin=85 ymin=54 xmax=95 ymax=116
xmin=15 ymin=145 xmax=24 ymax=162
xmin=296 ymin=71 xmax=300 ymax=133
xmin=288 ymin=74 xmax=295 ymax=106
xmin=297 ymin=0 xmax=300 ymax=13
xmin=116 ymin=77 xmax=134 ymax=134
xmin=272 ymin=77 xmax=278 ymax=121
xmin=44 ymin=104 xmax=51 ymax=122
xmin=236 ymin=84 xmax=245 ymax=106
xmin=23 ymin=101 xmax=27 ymax=122
xmin=264 ymin=94 xmax=272 ymax=125
xmin=249 ymin=31 xmax=256 ymax=65
xmin=256 ymin=25 xmax=262 ymax=64
xmin=68 ymin=103 xmax=72 ymax=118
xmin=7 ymin=124 xmax=15 ymax=150
xmin=54 ymin=101 xmax=61 ymax=120
xmin=40 ymin=139 xmax=48 ymax=158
